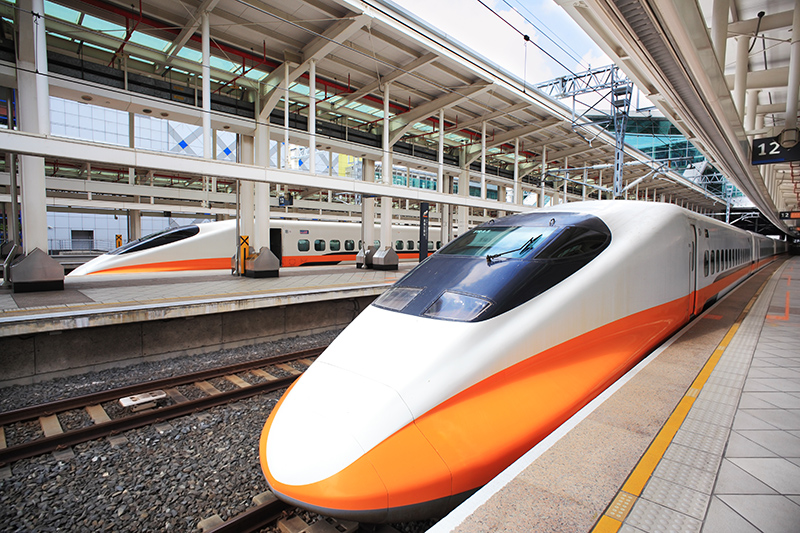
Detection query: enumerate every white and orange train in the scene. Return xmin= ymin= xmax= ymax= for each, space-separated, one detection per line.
xmin=68 ymin=219 xmax=442 ymax=275
xmin=259 ymin=201 xmax=785 ymax=523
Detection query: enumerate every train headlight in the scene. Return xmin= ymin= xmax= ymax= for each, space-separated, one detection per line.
xmin=423 ymin=291 xmax=492 ymax=321
xmin=374 ymin=287 xmax=423 ymax=311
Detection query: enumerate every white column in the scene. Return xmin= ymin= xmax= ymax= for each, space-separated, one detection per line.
xmin=254 ymin=121 xmax=270 ymax=250
xmin=562 ymin=156 xmax=569 ymax=204
xmin=309 ymin=59 xmax=316 ymax=175
xmin=745 ymin=89 xmax=760 ymax=140
xmin=513 ymin=138 xmax=521 ymax=205
xmin=437 ymin=109 xmax=444 ymax=193
xmin=582 ymin=168 xmax=588 ymax=201
xmin=17 ymin=0 xmax=49 ymax=254
xmin=711 ymin=0 xmax=730 ymax=70
xmin=202 ymin=13 xmax=212 ymax=209
xmin=598 ymin=170 xmax=603 ymax=200
xmin=733 ymin=35 xmax=750 ymax=122
xmin=240 ymin=136 xmax=255 ymax=245
xmin=785 ymin=2 xmax=800 ymax=133
xmin=362 ymin=159 xmax=376 ymax=249
xmin=380 ymin=82 xmax=392 ymax=249
xmin=480 ymin=122 xmax=487 ymax=199
xmin=284 ymin=62 xmax=290 ymax=169
xmin=538 ymin=145 xmax=547 ymax=208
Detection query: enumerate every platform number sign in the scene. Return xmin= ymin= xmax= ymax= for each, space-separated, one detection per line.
xmin=751 ymin=136 xmax=800 ymax=165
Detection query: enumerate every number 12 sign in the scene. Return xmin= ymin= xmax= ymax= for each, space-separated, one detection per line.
xmin=751 ymin=135 xmax=800 ymax=165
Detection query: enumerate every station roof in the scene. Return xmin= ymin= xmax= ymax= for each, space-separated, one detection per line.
xmin=2 ymin=0 xmax=732 ymax=212
xmin=559 ymin=0 xmax=799 ymax=233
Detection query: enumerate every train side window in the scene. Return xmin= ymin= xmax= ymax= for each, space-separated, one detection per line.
xmin=704 ymin=251 xmax=709 ymax=276
xmin=298 ymin=239 xmax=310 ymax=252
xmin=395 ymin=240 xmax=404 ymax=250
xmin=330 ymin=240 xmax=341 ymax=251
xmin=716 ymin=250 xmax=720 ymax=270
xmin=407 ymin=240 xmax=414 ymax=250
xmin=428 ymin=240 xmax=434 ymax=249
xmin=374 ymin=240 xmax=380 ymax=247
xmin=358 ymin=240 xmax=362 ymax=249
xmin=436 ymin=241 xmax=441 ymax=249
xmin=345 ymin=240 xmax=355 ymax=251
xmin=710 ymin=251 xmax=715 ymax=274
xmin=314 ymin=239 xmax=326 ymax=252
xmin=705 ymin=229 xmax=709 ymax=238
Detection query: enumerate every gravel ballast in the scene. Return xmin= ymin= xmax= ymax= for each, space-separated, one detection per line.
xmin=0 ymin=330 xmax=439 ymax=532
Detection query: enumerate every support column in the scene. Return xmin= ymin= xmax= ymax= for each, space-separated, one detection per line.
xmin=357 ymin=159 xmax=376 ymax=268
xmin=247 ymin=118 xmax=279 ymax=277
xmin=582 ymin=168 xmax=588 ymax=201
xmin=783 ymin=2 xmax=800 ymax=141
xmin=309 ymin=59 xmax=316 ymax=175
xmin=480 ymin=122 xmax=487 ymax=199
xmin=733 ymin=35 xmax=750 ymax=122
xmin=437 ymin=109 xmax=444 ymax=193
xmin=513 ymin=138 xmax=521 ymax=205
xmin=538 ymin=146 xmax=547 ymax=208
xmin=374 ymin=82 xmax=397 ymax=270
xmin=11 ymin=0 xmax=63 ymax=291
xmin=711 ymin=0 xmax=730 ymax=70
xmin=284 ymin=62 xmax=291 ymax=169
xmin=240 ymin=136 xmax=255 ymax=249
xmin=562 ymin=156 xmax=569 ymax=204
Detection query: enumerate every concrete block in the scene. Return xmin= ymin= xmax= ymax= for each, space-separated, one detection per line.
xmin=222 ymin=306 xmax=286 ymax=343
xmin=142 ymin=314 xmax=222 ymax=357
xmin=35 ymin=323 xmax=142 ymax=373
xmin=0 ymin=335 xmax=35 ymax=380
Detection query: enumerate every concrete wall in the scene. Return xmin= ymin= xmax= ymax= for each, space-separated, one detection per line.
xmin=0 ymin=295 xmax=375 ymax=386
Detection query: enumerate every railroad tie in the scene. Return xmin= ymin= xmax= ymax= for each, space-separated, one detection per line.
xmin=224 ymin=374 xmax=251 ymax=388
xmin=39 ymin=415 xmax=74 ymax=461
xmin=195 ymin=380 xmax=222 ymax=396
xmin=275 ymin=364 xmax=301 ymax=375
xmin=252 ymin=369 xmax=279 ymax=381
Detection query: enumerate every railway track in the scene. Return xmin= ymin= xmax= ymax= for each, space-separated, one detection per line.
xmin=0 ymin=346 xmax=325 ymax=467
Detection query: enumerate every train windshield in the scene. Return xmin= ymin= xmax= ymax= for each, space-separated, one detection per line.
xmin=110 ymin=226 xmax=200 ymax=255
xmin=439 ymin=226 xmax=556 ymax=259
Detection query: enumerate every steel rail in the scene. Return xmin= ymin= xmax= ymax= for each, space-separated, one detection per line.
xmin=0 ymin=374 xmax=297 ymax=466
xmin=206 ymin=498 xmax=292 ymax=533
xmin=0 ymin=346 xmax=325 ymax=426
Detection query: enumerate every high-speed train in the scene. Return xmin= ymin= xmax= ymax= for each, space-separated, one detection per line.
xmin=68 ymin=219 xmax=442 ymax=275
xmin=258 ymin=201 xmax=785 ymax=523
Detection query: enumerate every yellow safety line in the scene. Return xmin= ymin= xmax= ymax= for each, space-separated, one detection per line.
xmin=591 ymin=275 xmax=770 ymax=533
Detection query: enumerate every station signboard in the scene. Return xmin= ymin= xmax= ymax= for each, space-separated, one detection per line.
xmin=751 ymin=136 xmax=800 ymax=165
xmin=779 ymin=211 xmax=800 ymax=220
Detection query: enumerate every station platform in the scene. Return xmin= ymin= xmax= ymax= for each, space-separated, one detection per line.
xmin=430 ymin=256 xmax=798 ymax=533
xmin=0 ymin=264 xmax=410 ymax=384
xmin=0 ymin=264 xmax=410 ymax=336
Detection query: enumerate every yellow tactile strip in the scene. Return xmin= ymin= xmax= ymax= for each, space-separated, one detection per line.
xmin=591 ymin=276 xmax=769 ymax=533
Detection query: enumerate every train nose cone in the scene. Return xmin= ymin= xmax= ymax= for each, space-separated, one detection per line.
xmin=260 ymin=362 xmax=416 ymax=516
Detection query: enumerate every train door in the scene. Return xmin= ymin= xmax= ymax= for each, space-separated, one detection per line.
xmin=270 ymin=228 xmax=282 ymax=266
xmin=690 ymin=224 xmax=699 ymax=316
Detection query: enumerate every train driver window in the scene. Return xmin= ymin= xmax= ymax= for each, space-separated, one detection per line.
xmin=314 ymin=239 xmax=326 ymax=251
xmin=298 ymin=239 xmax=310 ymax=252
xmin=345 ymin=240 xmax=355 ymax=251
xmin=407 ymin=240 xmax=414 ymax=250
xmin=395 ymin=240 xmax=404 ymax=250
xmin=330 ymin=240 xmax=341 ymax=251
xmin=704 ymin=251 xmax=709 ymax=276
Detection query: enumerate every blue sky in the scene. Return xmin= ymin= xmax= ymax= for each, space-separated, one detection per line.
xmin=392 ymin=0 xmax=610 ymax=85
